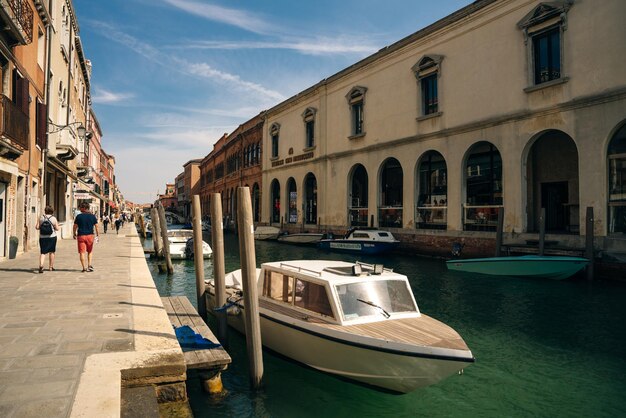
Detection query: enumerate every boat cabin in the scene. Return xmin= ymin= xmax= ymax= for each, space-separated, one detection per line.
xmin=258 ymin=261 xmax=420 ymax=326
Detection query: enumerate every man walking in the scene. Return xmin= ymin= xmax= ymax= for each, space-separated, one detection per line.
xmin=73 ymin=202 xmax=100 ymax=272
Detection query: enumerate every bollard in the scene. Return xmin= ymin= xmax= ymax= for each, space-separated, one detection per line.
xmin=192 ymin=195 xmax=206 ymax=319
xmin=210 ymin=193 xmax=228 ymax=346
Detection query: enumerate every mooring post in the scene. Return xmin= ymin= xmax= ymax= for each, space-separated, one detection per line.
xmin=137 ymin=211 xmax=147 ymax=239
xmin=192 ymin=195 xmax=206 ymax=319
xmin=210 ymin=193 xmax=228 ymax=345
xmin=157 ymin=204 xmax=174 ymax=274
xmin=151 ymin=207 xmax=162 ymax=257
xmin=495 ymin=207 xmax=504 ymax=257
xmin=585 ymin=207 xmax=594 ymax=281
xmin=237 ymin=187 xmax=264 ymax=389
xmin=539 ymin=207 xmax=546 ymax=256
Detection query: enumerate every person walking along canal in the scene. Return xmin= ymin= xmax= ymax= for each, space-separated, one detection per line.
xmin=102 ymin=213 xmax=110 ymax=234
xmin=35 ymin=205 xmax=60 ymax=273
xmin=73 ymin=202 xmax=100 ymax=272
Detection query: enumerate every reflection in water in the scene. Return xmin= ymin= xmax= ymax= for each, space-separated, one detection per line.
xmin=144 ymin=233 xmax=626 ymax=418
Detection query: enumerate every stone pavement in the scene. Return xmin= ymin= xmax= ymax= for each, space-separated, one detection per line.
xmin=0 ymin=223 xmax=186 ymax=418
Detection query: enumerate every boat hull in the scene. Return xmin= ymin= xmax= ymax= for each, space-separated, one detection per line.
xmin=208 ymin=298 xmax=471 ymax=393
xmin=318 ymin=239 xmax=398 ymax=255
xmin=446 ymin=255 xmax=588 ymax=280
xmin=277 ymin=233 xmax=324 ymax=245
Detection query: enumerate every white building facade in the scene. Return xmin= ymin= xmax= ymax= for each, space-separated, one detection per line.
xmin=262 ymin=0 xmax=626 ymax=256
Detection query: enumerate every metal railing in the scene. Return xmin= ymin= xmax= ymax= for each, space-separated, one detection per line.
xmin=462 ymin=204 xmax=503 ymax=231
xmin=0 ymin=94 xmax=29 ymax=149
xmin=4 ymin=0 xmax=34 ymax=43
xmin=416 ymin=206 xmax=447 ymax=230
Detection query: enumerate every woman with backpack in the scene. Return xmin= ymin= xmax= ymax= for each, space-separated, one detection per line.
xmin=35 ymin=205 xmax=59 ymax=273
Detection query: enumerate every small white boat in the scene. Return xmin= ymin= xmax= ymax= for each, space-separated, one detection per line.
xmin=207 ymin=260 xmax=474 ymax=393
xmin=254 ymin=226 xmax=281 ymax=240
xmin=277 ymin=232 xmax=324 ymax=245
xmin=167 ymin=229 xmax=212 ymax=259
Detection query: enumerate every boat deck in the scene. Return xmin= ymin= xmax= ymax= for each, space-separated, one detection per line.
xmin=255 ymin=294 xmax=469 ymax=351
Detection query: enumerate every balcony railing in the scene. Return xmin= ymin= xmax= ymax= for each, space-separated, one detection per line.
xmin=1 ymin=0 xmax=34 ymax=44
xmin=0 ymin=94 xmax=29 ymax=150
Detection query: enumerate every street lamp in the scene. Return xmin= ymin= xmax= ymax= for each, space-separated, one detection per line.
xmin=47 ymin=121 xmax=88 ymax=139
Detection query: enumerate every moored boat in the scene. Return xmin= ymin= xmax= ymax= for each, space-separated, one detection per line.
xmin=167 ymin=229 xmax=212 ymax=259
xmin=254 ymin=226 xmax=281 ymax=240
xmin=446 ymin=255 xmax=588 ymax=280
xmin=277 ymin=232 xmax=324 ymax=245
xmin=318 ymin=228 xmax=400 ymax=254
xmin=206 ymin=260 xmax=474 ymax=393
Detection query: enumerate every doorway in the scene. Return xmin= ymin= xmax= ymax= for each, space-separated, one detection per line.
xmin=541 ymin=181 xmax=568 ymax=232
xmin=0 ymin=182 xmax=6 ymax=257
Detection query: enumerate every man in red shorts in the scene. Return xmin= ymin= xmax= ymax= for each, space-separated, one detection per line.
xmin=73 ymin=202 xmax=100 ymax=272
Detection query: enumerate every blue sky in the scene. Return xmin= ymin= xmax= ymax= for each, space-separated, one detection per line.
xmin=73 ymin=0 xmax=473 ymax=204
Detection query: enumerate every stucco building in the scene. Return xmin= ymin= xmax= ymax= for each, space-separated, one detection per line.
xmin=200 ymin=113 xmax=263 ymax=226
xmin=261 ymin=0 xmax=626 ymax=257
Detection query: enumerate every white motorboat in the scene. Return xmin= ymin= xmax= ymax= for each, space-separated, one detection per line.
xmin=167 ymin=229 xmax=212 ymax=259
xmin=254 ymin=226 xmax=281 ymax=240
xmin=277 ymin=232 xmax=324 ymax=245
xmin=206 ymin=260 xmax=474 ymax=393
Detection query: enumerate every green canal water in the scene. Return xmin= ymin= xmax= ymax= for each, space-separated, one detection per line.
xmin=145 ymin=233 xmax=626 ymax=418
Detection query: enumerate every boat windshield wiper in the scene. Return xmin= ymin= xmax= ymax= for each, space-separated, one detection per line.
xmin=357 ymin=298 xmax=390 ymax=318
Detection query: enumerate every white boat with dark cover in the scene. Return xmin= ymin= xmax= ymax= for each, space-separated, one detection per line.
xmin=277 ymin=232 xmax=324 ymax=245
xmin=167 ymin=229 xmax=212 ymax=259
xmin=254 ymin=226 xmax=281 ymax=240
xmin=206 ymin=260 xmax=474 ymax=393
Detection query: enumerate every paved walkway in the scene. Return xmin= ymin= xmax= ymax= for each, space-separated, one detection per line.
xmin=0 ymin=223 xmax=185 ymax=418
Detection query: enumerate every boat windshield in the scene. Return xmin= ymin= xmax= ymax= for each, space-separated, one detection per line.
xmin=335 ymin=280 xmax=417 ymax=320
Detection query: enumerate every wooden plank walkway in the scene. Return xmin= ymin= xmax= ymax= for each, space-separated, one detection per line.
xmin=162 ymin=296 xmax=231 ymax=370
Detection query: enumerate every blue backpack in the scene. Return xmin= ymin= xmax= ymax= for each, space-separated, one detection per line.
xmin=40 ymin=216 xmax=53 ymax=235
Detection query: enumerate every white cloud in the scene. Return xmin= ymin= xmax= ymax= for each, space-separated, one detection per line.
xmin=88 ymin=20 xmax=284 ymax=102
xmin=162 ymin=0 xmax=271 ymax=35
xmin=179 ymin=38 xmax=379 ymax=56
xmin=92 ymin=87 xmax=134 ymax=104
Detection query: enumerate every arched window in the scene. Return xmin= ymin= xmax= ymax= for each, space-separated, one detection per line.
xmin=270 ymin=123 xmax=280 ymax=158
xmin=287 ymin=178 xmax=297 ymax=224
xmin=304 ymin=173 xmax=317 ymax=224
xmin=608 ymin=123 xmax=626 ymax=234
xmin=379 ymin=158 xmax=403 ymax=228
xmin=252 ymin=183 xmax=260 ymax=222
xmin=346 ymin=86 xmax=367 ymax=138
xmin=416 ymin=151 xmax=447 ymax=230
xmin=271 ymin=180 xmax=281 ymax=224
xmin=464 ymin=142 xmax=503 ymax=231
xmin=302 ymin=107 xmax=316 ymax=149
xmin=349 ymin=164 xmax=368 ymax=226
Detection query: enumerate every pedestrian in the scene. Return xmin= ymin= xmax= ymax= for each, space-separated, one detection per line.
xmin=73 ymin=202 xmax=100 ymax=272
xmin=114 ymin=214 xmax=122 ymax=234
xmin=35 ymin=205 xmax=59 ymax=273
xmin=102 ymin=214 xmax=110 ymax=234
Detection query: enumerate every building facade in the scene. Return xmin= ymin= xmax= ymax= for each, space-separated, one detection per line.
xmin=0 ymin=0 xmax=49 ymax=256
xmin=262 ymin=0 xmax=626 ymax=256
xmin=200 ymin=113 xmax=263 ymax=226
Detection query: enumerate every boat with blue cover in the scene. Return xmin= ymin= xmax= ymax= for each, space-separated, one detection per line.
xmin=446 ymin=255 xmax=588 ymax=280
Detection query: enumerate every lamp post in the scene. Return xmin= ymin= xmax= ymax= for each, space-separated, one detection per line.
xmin=42 ymin=121 xmax=89 ymax=212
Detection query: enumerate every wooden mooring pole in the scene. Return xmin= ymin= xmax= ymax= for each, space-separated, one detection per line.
xmin=192 ymin=195 xmax=206 ymax=319
xmin=585 ymin=207 xmax=594 ymax=281
xmin=157 ymin=204 xmax=174 ymax=274
xmin=210 ymin=193 xmax=228 ymax=346
xmin=237 ymin=187 xmax=263 ymax=389
xmin=151 ymin=207 xmax=162 ymax=257
xmin=539 ymin=208 xmax=546 ymax=256
xmin=495 ymin=207 xmax=504 ymax=257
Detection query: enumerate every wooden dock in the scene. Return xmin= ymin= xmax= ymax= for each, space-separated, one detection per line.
xmin=162 ymin=296 xmax=231 ymax=371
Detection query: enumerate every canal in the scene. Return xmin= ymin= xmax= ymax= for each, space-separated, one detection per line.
xmin=144 ymin=233 xmax=626 ymax=417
